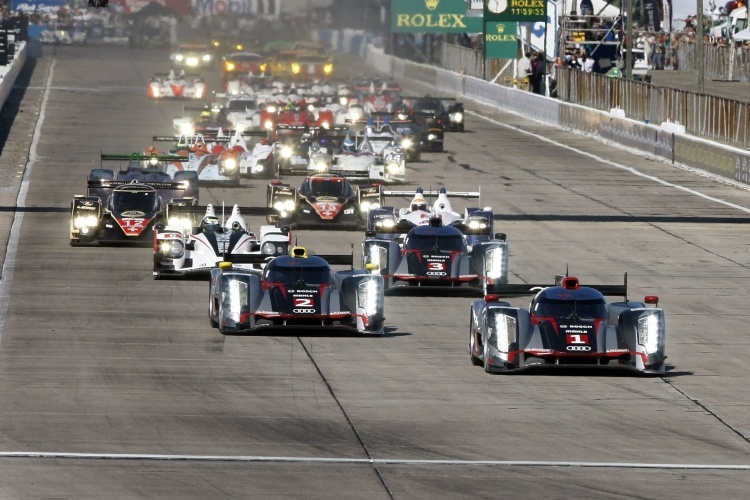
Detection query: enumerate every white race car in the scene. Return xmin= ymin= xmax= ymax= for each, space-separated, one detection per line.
xmin=153 ymin=203 xmax=290 ymax=279
xmin=148 ymin=70 xmax=206 ymax=100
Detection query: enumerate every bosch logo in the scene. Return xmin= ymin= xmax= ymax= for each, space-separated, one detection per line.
xmin=566 ymin=346 xmax=592 ymax=352
xmin=293 ymin=309 xmax=316 ymax=314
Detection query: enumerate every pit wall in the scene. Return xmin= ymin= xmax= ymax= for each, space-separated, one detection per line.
xmin=315 ymin=29 xmax=750 ymax=187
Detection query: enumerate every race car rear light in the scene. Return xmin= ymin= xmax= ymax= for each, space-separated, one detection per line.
xmin=484 ymin=294 xmax=500 ymax=302
xmin=562 ymin=277 xmax=580 ymax=290
xmin=271 ymin=180 xmax=282 ymax=185
xmin=644 ymin=295 xmax=659 ymax=306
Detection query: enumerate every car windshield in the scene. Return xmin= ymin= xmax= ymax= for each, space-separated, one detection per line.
xmin=308 ymin=179 xmax=346 ymax=198
xmin=264 ymin=265 xmax=334 ymax=285
xmin=112 ymin=190 xmax=157 ymax=212
xmin=533 ymin=299 xmax=608 ymax=320
xmin=227 ymin=99 xmax=256 ymax=111
xmin=405 ymin=234 xmax=466 ymax=252
xmin=413 ymin=99 xmax=443 ymax=114
xmin=231 ymin=54 xmax=261 ymax=62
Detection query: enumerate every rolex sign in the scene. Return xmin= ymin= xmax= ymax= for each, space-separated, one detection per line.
xmin=391 ymin=0 xmax=483 ymax=33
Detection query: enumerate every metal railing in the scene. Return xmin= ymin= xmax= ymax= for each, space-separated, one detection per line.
xmin=677 ymin=40 xmax=750 ymax=82
xmin=558 ymin=67 xmax=750 ymax=147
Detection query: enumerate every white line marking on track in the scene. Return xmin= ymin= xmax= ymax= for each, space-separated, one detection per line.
xmin=466 ymin=109 xmax=750 ymax=214
xmin=0 ymin=59 xmax=56 ymax=342
xmin=0 ymin=452 xmax=748 ymax=470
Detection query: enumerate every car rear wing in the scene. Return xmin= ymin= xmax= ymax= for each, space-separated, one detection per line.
xmin=383 ymin=190 xmax=480 ymax=198
xmin=152 ymin=135 xmax=234 ymax=143
xmin=101 ymin=153 xmax=186 ymax=163
xmin=223 ymin=253 xmax=353 ymax=266
xmin=87 ymin=179 xmax=190 ymax=191
xmin=489 ymin=273 xmax=628 ymax=299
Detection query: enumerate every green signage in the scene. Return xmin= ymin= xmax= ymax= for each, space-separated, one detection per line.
xmin=392 ymin=0 xmax=483 ymax=33
xmin=484 ymin=0 xmax=546 ymax=22
xmin=484 ymin=22 xmax=518 ymax=58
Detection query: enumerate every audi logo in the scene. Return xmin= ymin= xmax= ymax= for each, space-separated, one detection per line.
xmin=566 ymin=346 xmax=592 ymax=352
xmin=293 ymin=309 xmax=316 ymax=314
xmin=426 ymin=272 xmax=447 ymax=276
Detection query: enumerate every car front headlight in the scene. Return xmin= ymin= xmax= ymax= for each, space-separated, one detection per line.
xmin=314 ymin=161 xmax=329 ymax=172
xmin=74 ymin=215 xmax=98 ymax=229
xmin=175 ymin=54 xmax=184 ymax=62
xmin=489 ymin=312 xmax=517 ymax=350
xmin=222 ymin=158 xmax=238 ymax=171
xmin=203 ymin=54 xmax=211 ymax=62
xmin=168 ymin=217 xmax=193 ymax=232
xmin=637 ymin=313 xmax=663 ymax=353
xmin=450 ymin=112 xmax=463 ymax=123
xmin=281 ymin=146 xmax=292 ymax=158
xmin=264 ymin=119 xmax=274 ymax=130
xmin=323 ymin=63 xmax=333 ymax=74
xmin=262 ymin=241 xmax=277 ymax=255
xmin=357 ymin=279 xmax=379 ymax=316
xmin=339 ymin=96 xmax=348 ymax=105
xmin=401 ymin=138 xmax=412 ymax=149
xmin=266 ymin=105 xmax=277 ymax=113
xmin=160 ymin=240 xmax=185 ymax=258
xmin=291 ymin=63 xmax=301 ymax=74
xmin=225 ymin=61 xmax=235 ymax=71
xmin=320 ymin=121 xmax=330 ymax=129
xmin=194 ymin=85 xmax=204 ymax=99
xmin=428 ymin=133 xmax=437 ymax=140
xmin=186 ymin=57 xmax=199 ymax=67
xmin=385 ymin=162 xmax=400 ymax=173
xmin=274 ymin=199 xmax=295 ymax=213
xmin=179 ymin=123 xmax=195 ymax=137
xmin=350 ymin=108 xmax=362 ymax=120
xmin=375 ymin=217 xmax=394 ymax=229
xmin=468 ymin=218 xmax=488 ymax=230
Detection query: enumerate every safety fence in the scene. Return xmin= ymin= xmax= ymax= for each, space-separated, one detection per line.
xmin=439 ymin=43 xmax=513 ymax=83
xmin=677 ymin=40 xmax=750 ymax=82
xmin=557 ymin=67 xmax=750 ymax=148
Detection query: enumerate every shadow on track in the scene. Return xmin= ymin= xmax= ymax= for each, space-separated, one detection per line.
xmin=0 ymin=58 xmax=37 ymax=155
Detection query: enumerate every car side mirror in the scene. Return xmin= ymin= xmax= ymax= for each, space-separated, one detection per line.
xmin=494 ymin=232 xmax=506 ymax=241
xmin=365 ymin=230 xmax=376 ymax=238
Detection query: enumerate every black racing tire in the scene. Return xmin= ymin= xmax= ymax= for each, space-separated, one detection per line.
xmin=469 ymin=322 xmax=482 ymax=367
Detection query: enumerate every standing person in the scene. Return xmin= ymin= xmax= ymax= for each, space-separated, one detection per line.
xmin=517 ymin=51 xmax=533 ymax=90
xmin=531 ymin=52 xmax=546 ymax=94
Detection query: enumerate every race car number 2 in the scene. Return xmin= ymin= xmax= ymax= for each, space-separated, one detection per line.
xmin=293 ymin=297 xmax=315 ymax=313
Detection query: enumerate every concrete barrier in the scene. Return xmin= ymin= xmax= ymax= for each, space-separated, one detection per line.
xmin=0 ymin=42 xmax=27 ymax=114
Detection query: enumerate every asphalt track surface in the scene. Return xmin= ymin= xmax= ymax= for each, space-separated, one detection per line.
xmin=1 ymin=45 xmax=750 ymax=498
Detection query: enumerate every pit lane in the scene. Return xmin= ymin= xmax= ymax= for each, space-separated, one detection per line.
xmin=0 ymin=44 xmax=749 ymax=497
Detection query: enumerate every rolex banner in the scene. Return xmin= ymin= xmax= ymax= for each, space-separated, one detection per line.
xmin=391 ymin=0 xmax=482 ymax=33
xmin=485 ymin=0 xmax=547 ymax=22
xmin=484 ymin=21 xmax=518 ymax=58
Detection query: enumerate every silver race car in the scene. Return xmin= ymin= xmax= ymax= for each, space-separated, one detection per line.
xmin=469 ymin=274 xmax=666 ymax=374
xmin=208 ymin=247 xmax=385 ymax=335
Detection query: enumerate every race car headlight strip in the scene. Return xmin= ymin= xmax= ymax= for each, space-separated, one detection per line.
xmin=637 ymin=313 xmax=663 ymax=353
xmin=400 ymin=138 xmax=412 ymax=149
xmin=357 ymin=279 xmax=379 ymax=316
xmin=490 ymin=312 xmax=517 ymax=350
xmin=74 ymin=215 xmax=98 ymax=229
xmin=449 ymin=112 xmax=463 ymax=123
xmin=160 ymin=240 xmax=184 ymax=258
xmin=427 ymin=133 xmax=437 ymax=141
xmin=281 ymin=146 xmax=292 ymax=158
xmin=225 ymin=279 xmax=248 ymax=319
xmin=485 ymin=247 xmax=505 ymax=279
xmin=367 ymin=245 xmax=387 ymax=273
xmin=186 ymin=57 xmax=199 ymax=67
xmin=261 ymin=241 xmax=278 ymax=255
xmin=264 ymin=119 xmax=274 ymax=130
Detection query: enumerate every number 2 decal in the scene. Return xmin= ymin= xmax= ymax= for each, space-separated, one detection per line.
xmin=294 ymin=298 xmax=313 ymax=308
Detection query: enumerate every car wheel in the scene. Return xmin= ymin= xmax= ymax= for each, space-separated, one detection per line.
xmin=469 ymin=323 xmax=482 ymax=367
